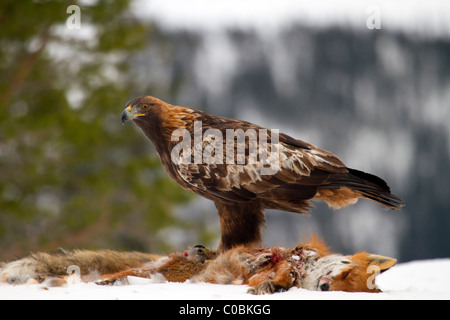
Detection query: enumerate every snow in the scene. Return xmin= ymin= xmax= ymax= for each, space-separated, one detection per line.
xmin=1 ymin=259 xmax=449 ymax=300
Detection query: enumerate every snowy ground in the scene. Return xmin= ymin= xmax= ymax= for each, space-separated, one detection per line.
xmin=0 ymin=259 xmax=449 ymax=300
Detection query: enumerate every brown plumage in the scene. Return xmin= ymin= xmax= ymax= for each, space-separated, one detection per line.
xmin=121 ymin=96 xmax=403 ymax=251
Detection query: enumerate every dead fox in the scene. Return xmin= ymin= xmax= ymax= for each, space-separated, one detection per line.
xmin=0 ymin=238 xmax=396 ymax=294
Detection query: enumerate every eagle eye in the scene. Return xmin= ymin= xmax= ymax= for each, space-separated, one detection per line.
xmin=142 ymin=104 xmax=149 ymax=110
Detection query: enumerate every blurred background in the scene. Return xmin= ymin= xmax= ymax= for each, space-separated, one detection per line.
xmin=0 ymin=0 xmax=449 ymax=262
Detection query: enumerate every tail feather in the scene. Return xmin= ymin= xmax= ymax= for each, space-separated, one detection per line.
xmin=345 ymin=168 xmax=404 ymax=209
xmin=319 ymin=168 xmax=404 ymax=210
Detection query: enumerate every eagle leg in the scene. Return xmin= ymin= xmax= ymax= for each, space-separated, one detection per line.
xmin=214 ymin=200 xmax=265 ymax=252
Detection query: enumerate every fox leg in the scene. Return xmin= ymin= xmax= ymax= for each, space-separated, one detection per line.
xmin=97 ymin=268 xmax=157 ymax=285
xmin=98 ymin=254 xmax=210 ymax=285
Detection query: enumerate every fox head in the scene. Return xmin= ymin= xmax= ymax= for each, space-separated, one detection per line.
xmin=301 ymin=251 xmax=396 ymax=292
xmin=294 ymin=236 xmax=396 ymax=293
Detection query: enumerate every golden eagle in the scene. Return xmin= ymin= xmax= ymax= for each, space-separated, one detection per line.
xmin=122 ymin=96 xmax=403 ymax=251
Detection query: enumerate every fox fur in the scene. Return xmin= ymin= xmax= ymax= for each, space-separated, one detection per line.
xmin=0 ymin=238 xmax=396 ymax=294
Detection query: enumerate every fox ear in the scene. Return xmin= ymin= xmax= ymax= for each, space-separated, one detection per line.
xmin=367 ymin=254 xmax=397 ymax=271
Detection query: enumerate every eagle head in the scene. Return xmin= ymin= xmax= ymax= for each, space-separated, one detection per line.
xmin=121 ymin=96 xmax=164 ymax=124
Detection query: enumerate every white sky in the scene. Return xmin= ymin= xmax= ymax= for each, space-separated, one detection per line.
xmin=134 ymin=0 xmax=450 ymax=37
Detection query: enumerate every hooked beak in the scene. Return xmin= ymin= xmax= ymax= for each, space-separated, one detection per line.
xmin=121 ymin=106 xmax=133 ymax=124
xmin=121 ymin=105 xmax=144 ymax=124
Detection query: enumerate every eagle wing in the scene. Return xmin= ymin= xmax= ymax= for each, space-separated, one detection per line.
xmin=171 ymin=116 xmax=349 ymax=214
